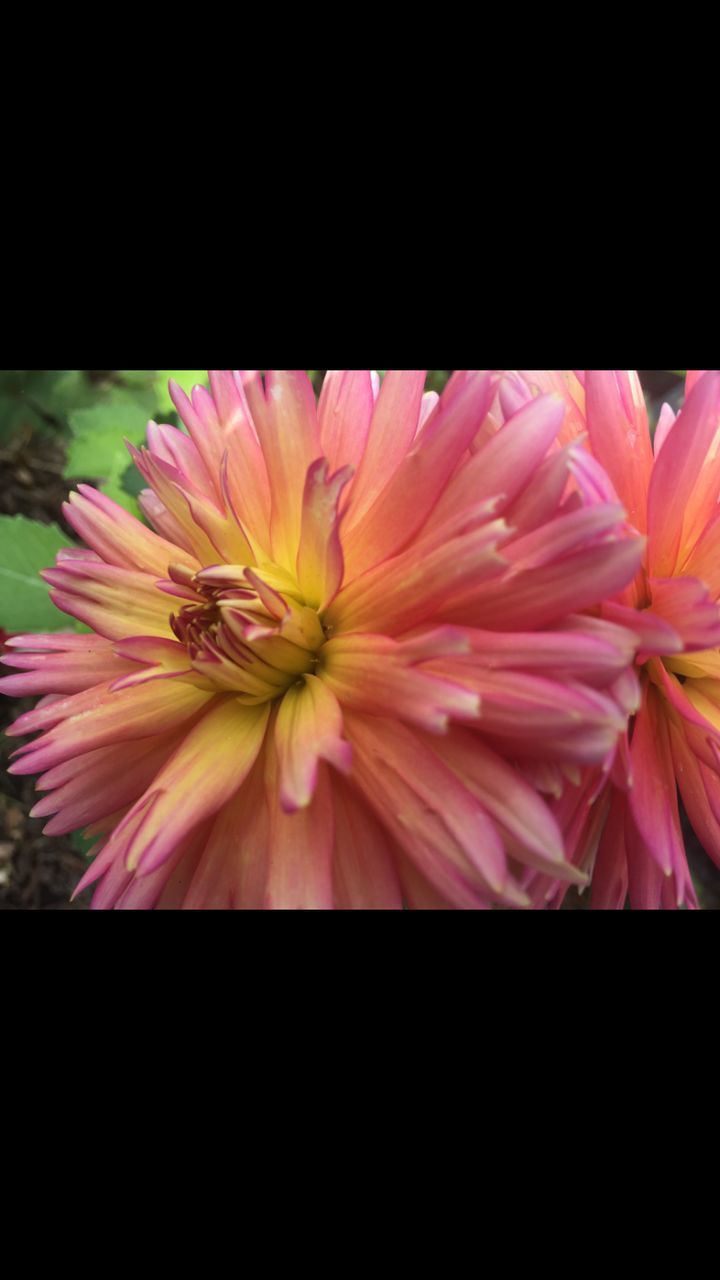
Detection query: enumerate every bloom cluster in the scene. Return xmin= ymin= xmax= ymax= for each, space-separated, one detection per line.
xmin=2 ymin=369 xmax=719 ymax=909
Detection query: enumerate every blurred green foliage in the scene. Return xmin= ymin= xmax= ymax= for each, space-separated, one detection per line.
xmin=0 ymin=516 xmax=72 ymax=631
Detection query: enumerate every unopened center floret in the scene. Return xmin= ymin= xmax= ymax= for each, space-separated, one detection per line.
xmin=167 ymin=561 xmax=327 ymax=704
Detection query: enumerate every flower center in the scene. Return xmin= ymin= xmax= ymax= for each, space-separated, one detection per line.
xmin=167 ymin=561 xmax=327 ymax=704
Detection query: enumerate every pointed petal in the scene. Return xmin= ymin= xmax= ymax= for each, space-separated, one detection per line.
xmin=9 ymin=680 xmax=213 ymax=775
xmin=332 ymin=779 xmax=404 ymax=910
xmin=653 ymin=403 xmax=677 ymax=457
xmin=503 ymin=502 xmax=628 ymax=573
xmin=33 ymin=733 xmax=181 ymax=836
xmin=41 ymin=560 xmax=175 ymax=641
xmin=342 ymin=370 xmax=496 ymax=578
xmin=601 ymin=599 xmax=683 ymax=658
xmin=0 ymin=639 xmax=129 ymax=697
xmin=432 ymin=728 xmax=579 ymax=880
xmin=685 ymin=370 xmax=709 ymax=396
xmin=129 ymin=444 xmax=224 ymax=564
xmin=590 ymin=791 xmax=629 ymax=910
xmin=204 ymin=373 xmax=272 ymax=554
xmin=393 ymin=852 xmax=469 ymax=909
xmin=113 ymin=698 xmax=270 ymax=875
xmin=321 ymin=632 xmax=479 ymax=732
xmin=344 ymin=712 xmax=512 ymax=905
xmin=584 ymin=370 xmax=653 ymax=533
xmin=680 ymin=505 xmax=720 ymax=597
xmin=183 ymin=756 xmax=270 ymax=909
xmin=64 ymin=485 xmax=196 ymax=577
xmin=625 ymin=808 xmax=670 ymax=910
xmin=264 ymin=751 xmax=335 ymax=909
xmin=428 ymin=392 xmax=566 ymax=532
xmin=648 ymin=369 xmax=720 ymax=575
xmin=252 ymin=371 xmax=322 ymax=572
xmin=461 ymin=616 xmax=637 ymax=687
xmin=328 ymin=519 xmax=509 ymax=636
xmin=274 ymin=675 xmax=351 ymax=811
xmin=317 ymin=370 xmax=375 ymax=474
xmin=668 ymin=720 xmax=720 ymax=871
xmin=442 ymin=535 xmax=644 ymax=631
xmin=647 ymin=575 xmax=720 ymax=651
xmin=296 ymin=459 xmax=353 ymax=609
xmin=628 ymin=685 xmax=687 ymax=897
xmin=345 ymin=371 xmax=426 ymax=525
xmin=516 ymin=370 xmax=587 ymax=443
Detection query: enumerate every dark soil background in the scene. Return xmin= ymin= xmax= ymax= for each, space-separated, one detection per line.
xmin=0 ymin=429 xmax=91 ymax=907
xmin=1 ymin=370 xmax=718 ymax=910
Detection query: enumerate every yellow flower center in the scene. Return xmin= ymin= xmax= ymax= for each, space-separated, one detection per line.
xmin=168 ymin=561 xmax=328 ymax=704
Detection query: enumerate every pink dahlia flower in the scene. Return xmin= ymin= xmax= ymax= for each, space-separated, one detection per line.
xmin=1 ymin=371 xmax=642 ymax=909
xmin=499 ymin=370 xmax=720 ymax=909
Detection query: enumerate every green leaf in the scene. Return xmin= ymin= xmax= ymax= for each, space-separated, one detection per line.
xmin=26 ymin=370 xmax=96 ymax=418
xmin=0 ymin=516 xmax=72 ymax=631
xmin=0 ymin=394 xmax=46 ymax=443
xmin=154 ymin=371 xmax=209 ymax=414
xmin=66 ymin=393 xmax=151 ymax=513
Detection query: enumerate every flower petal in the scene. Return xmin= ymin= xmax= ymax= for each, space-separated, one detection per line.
xmin=295 ymin=459 xmax=353 ymax=610
xmin=590 ymin=791 xmax=629 ymax=910
xmin=332 ymin=779 xmax=404 ymax=910
xmin=668 ymin=720 xmax=720 ymax=871
xmin=112 ymin=698 xmax=270 ymax=875
xmin=329 ymin=519 xmax=509 ymax=636
xmin=344 ymin=371 xmax=427 ymax=526
xmin=628 ymin=684 xmax=687 ymax=897
xmin=317 ymin=370 xmax=375 ymax=475
xmin=321 ymin=632 xmax=479 ymax=732
xmin=264 ymin=751 xmax=335 ymax=909
xmin=647 ymin=575 xmax=720 ymax=652
xmin=432 ymin=728 xmax=580 ymax=880
xmin=584 ymin=370 xmax=653 ymax=533
xmin=41 ymin=560 xmax=175 ymax=641
xmin=64 ymin=484 xmax=197 ymax=577
xmin=252 ymin=370 xmax=322 ymax=573
xmin=8 ymin=679 xmax=213 ymax=775
xmin=427 ymin=392 xmax=566 ymax=532
xmin=441 ymin=535 xmax=644 ymax=631
xmin=344 ymin=712 xmax=514 ymax=906
xmin=342 ymin=370 xmax=496 ymax=579
xmin=0 ymin=636 xmax=129 ymax=697
xmin=648 ymin=369 xmax=720 ymax=575
xmin=182 ymin=757 xmax=270 ymax=909
xmin=274 ymin=675 xmax=352 ymax=811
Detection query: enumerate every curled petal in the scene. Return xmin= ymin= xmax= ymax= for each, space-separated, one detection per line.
xmin=274 ymin=675 xmax=352 ymax=812
xmin=296 ymin=459 xmax=353 ymax=610
xmin=253 ymin=370 xmax=322 ymax=573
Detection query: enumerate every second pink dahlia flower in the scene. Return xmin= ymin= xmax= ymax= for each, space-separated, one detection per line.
xmin=1 ymin=370 xmax=642 ymax=909
xmin=500 ymin=370 xmax=720 ymax=909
